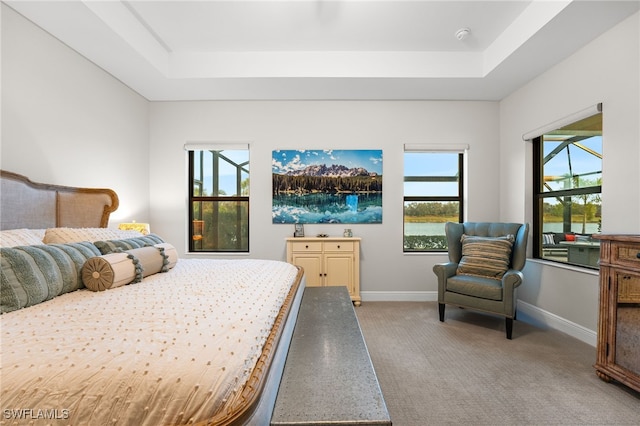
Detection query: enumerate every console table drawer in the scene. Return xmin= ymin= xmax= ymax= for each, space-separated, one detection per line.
xmin=324 ymin=241 xmax=354 ymax=252
xmin=290 ymin=241 xmax=323 ymax=252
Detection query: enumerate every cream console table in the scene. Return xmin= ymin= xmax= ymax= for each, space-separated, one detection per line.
xmin=593 ymin=234 xmax=640 ymax=393
xmin=286 ymin=237 xmax=361 ymax=306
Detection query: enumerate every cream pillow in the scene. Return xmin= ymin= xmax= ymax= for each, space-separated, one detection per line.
xmin=44 ymin=227 xmax=143 ymax=244
xmin=82 ymin=253 xmax=138 ymax=291
xmin=0 ymin=229 xmax=45 ymax=247
xmin=82 ymin=245 xmax=172 ymax=292
xmin=128 ymin=246 xmax=166 ymax=278
xmin=155 ymin=242 xmax=178 ymax=270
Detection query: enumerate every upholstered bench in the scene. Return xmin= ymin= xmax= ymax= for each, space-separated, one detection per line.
xmin=270 ymin=286 xmax=391 ymax=426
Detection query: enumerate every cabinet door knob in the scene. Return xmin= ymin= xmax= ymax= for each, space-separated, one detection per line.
xmin=305 ymin=245 xmax=309 ymax=249
xmin=636 ymin=252 xmax=640 ymax=259
xmin=337 ymin=245 xmax=341 ymax=249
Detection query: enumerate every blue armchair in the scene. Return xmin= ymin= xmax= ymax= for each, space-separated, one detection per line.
xmin=433 ymin=222 xmax=529 ymax=339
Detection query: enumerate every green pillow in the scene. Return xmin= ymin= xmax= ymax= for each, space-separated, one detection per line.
xmin=1 ymin=242 xmax=101 ymax=313
xmin=456 ymin=234 xmax=515 ymax=279
xmin=93 ymin=234 xmax=165 ymax=255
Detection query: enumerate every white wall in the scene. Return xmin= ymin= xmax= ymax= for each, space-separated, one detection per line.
xmin=149 ymin=100 xmax=500 ymax=295
xmin=1 ymin=5 xmax=150 ymax=226
xmin=4 ymin=2 xmax=639 ymax=337
xmin=500 ymin=12 xmax=640 ymax=334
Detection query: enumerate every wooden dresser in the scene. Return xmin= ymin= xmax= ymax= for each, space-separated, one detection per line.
xmin=286 ymin=237 xmax=361 ymax=306
xmin=593 ymin=234 xmax=640 ymax=393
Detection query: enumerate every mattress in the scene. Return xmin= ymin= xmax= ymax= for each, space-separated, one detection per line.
xmin=1 ymin=258 xmax=301 ymax=425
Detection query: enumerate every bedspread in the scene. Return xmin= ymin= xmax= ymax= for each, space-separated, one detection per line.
xmin=1 ymin=259 xmax=300 ymax=425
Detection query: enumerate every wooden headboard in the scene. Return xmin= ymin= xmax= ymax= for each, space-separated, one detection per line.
xmin=0 ymin=170 xmax=119 ymax=230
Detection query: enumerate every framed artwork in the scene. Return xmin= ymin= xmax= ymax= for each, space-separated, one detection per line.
xmin=272 ymin=149 xmax=383 ymax=224
xmin=294 ymin=223 xmax=305 ymax=237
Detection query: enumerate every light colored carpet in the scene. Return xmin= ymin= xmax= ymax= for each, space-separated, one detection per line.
xmin=355 ymin=302 xmax=640 ymax=426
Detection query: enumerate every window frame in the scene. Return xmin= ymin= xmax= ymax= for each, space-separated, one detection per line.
xmin=403 ymin=149 xmax=465 ymax=253
xmin=531 ymin=118 xmax=602 ymax=268
xmin=186 ymin=144 xmax=250 ymax=254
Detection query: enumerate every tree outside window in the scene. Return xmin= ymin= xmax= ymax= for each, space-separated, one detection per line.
xmin=188 ymin=148 xmax=250 ymax=253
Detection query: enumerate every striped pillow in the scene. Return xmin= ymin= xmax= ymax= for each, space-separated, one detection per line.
xmin=542 ymin=233 xmax=555 ymax=245
xmin=456 ymin=234 xmax=515 ymax=279
xmin=0 ymin=242 xmax=101 ymax=313
xmin=93 ymin=234 xmax=165 ymax=255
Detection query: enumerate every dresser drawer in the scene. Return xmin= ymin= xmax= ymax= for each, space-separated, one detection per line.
xmin=617 ymin=271 xmax=640 ymax=303
xmin=324 ymin=241 xmax=354 ymax=252
xmin=611 ymin=242 xmax=640 ymax=270
xmin=290 ymin=241 xmax=323 ymax=252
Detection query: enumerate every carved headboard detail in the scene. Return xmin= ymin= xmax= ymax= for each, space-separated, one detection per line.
xmin=0 ymin=170 xmax=118 ymax=230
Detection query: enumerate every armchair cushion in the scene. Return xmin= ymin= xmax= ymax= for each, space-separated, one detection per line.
xmin=446 ymin=274 xmax=503 ymax=301
xmin=456 ymin=234 xmax=515 ymax=279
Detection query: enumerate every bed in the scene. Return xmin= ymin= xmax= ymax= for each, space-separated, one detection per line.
xmin=0 ymin=170 xmax=305 ymax=425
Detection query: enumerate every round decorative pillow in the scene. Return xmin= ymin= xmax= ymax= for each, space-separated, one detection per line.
xmin=82 ymin=253 xmax=136 ymax=291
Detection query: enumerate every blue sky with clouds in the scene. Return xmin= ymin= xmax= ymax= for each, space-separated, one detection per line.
xmin=272 ymin=149 xmax=383 ymax=175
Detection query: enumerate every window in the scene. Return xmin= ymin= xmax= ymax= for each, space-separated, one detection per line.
xmin=187 ymin=145 xmax=250 ymax=252
xmin=403 ymin=147 xmax=465 ymax=252
xmin=533 ymin=112 xmax=602 ymax=268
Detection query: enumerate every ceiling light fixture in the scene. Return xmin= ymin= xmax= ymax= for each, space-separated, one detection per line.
xmin=455 ymin=28 xmax=471 ymax=41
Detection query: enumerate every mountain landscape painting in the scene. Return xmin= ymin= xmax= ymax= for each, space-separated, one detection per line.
xmin=272 ymin=149 xmax=383 ymax=224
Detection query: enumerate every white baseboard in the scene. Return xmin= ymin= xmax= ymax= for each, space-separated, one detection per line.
xmin=361 ymin=290 xmax=437 ymax=302
xmin=516 ymin=300 xmax=597 ymax=347
xmin=360 ymin=291 xmax=597 ymax=347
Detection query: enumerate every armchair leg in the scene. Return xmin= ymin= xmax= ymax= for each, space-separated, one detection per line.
xmin=506 ymin=318 xmax=513 ymax=340
xmin=438 ymin=303 xmax=445 ymax=322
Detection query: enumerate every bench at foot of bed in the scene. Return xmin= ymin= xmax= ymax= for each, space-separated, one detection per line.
xmin=270 ymin=286 xmax=391 ymax=426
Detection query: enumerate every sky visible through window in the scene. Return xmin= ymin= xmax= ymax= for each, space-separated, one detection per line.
xmin=199 ymin=150 xmax=249 ymax=196
xmin=543 ymin=135 xmax=602 ymax=193
xmin=404 ymin=152 xmax=459 ymax=197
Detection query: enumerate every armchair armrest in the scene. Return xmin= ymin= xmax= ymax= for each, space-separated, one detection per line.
xmin=501 ymin=269 xmax=524 ymax=317
xmin=433 ymin=262 xmax=458 ymax=300
xmin=433 ymin=262 xmax=458 ymax=280
xmin=502 ymin=269 xmax=523 ymax=289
